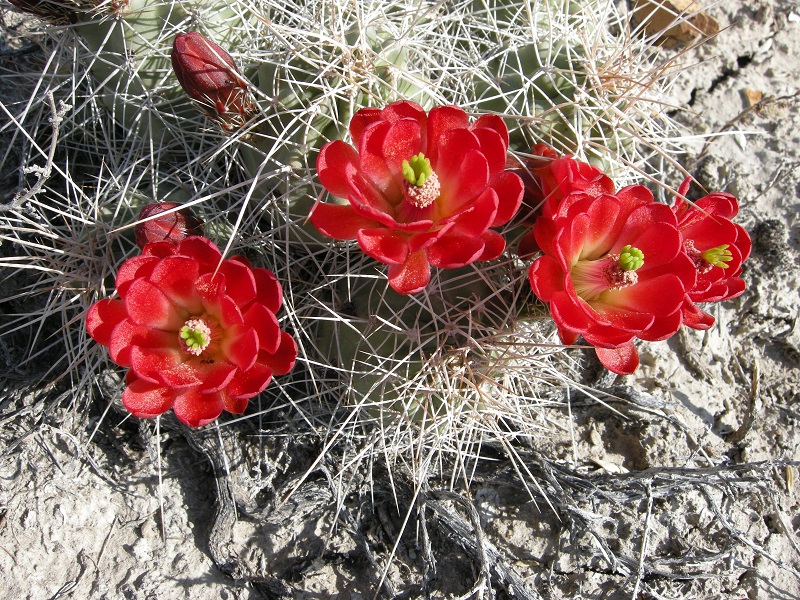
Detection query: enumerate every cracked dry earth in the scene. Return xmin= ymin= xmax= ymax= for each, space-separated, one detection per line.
xmin=1 ymin=1 xmax=800 ymax=599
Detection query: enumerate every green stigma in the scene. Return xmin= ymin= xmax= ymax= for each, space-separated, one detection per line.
xmin=180 ymin=320 xmax=211 ymax=355
xmin=702 ymin=244 xmax=733 ymax=269
xmin=618 ymin=245 xmax=644 ymax=272
xmin=401 ymin=153 xmax=433 ymax=187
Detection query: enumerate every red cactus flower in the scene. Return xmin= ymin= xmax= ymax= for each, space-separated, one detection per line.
xmin=518 ymin=144 xmax=615 ymax=221
xmin=309 ymin=101 xmax=524 ymax=294
xmin=514 ymin=146 xmax=615 ymax=257
xmin=135 ymin=202 xmax=204 ymax=249
xmin=528 ymin=186 xmax=696 ymax=374
xmin=673 ymin=179 xmax=752 ymax=329
xmin=86 ymin=236 xmax=297 ymax=427
xmin=171 ymin=32 xmax=257 ymax=130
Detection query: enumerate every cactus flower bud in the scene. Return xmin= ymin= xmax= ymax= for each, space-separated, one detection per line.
xmin=135 ymin=203 xmax=204 ymax=249
xmin=171 ymin=32 xmax=257 ymax=131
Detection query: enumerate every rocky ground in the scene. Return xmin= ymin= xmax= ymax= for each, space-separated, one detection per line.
xmin=0 ymin=1 xmax=799 ymax=599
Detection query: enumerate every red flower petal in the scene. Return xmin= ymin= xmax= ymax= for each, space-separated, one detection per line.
xmin=471 ymin=114 xmax=509 ymax=150
xmin=380 ymin=118 xmax=423 ymax=184
xmin=489 ymin=171 xmax=524 ymax=227
xmin=173 ymin=388 xmax=224 ymax=427
xmin=308 ymin=202 xmax=378 ymax=240
xmin=147 ymin=255 xmax=203 ymax=314
xmin=86 ymin=299 xmax=128 ymax=347
xmin=243 ymin=303 xmax=281 ymax=354
xmin=682 ymin=301 xmax=715 ymax=330
xmin=229 ymin=255 xmax=252 ymax=268
xmin=195 ymin=271 xmax=224 ymax=305
xmin=345 ymin=165 xmax=397 ymax=218
xmin=557 ymin=327 xmax=580 ymax=345
xmin=176 ymin=236 xmax=222 ymax=271
xmin=564 ymin=195 xmax=623 ymax=260
xmin=638 ymin=310 xmax=682 ymax=341
xmin=357 ymin=121 xmax=401 ymax=196
xmin=223 ymin=392 xmax=249 ymax=414
xmin=528 ymin=256 xmax=564 ymax=302
xmin=216 ymin=294 xmax=245 ymax=329
xmin=604 ymin=273 xmax=686 ymax=318
xmin=427 ymin=234 xmax=484 ymax=268
xmin=448 ymin=188 xmax=498 ymax=238
xmin=226 ymin=362 xmax=273 ymax=400
xmin=550 ymin=290 xmax=592 ymax=333
xmin=349 ymin=107 xmax=385 ymax=147
xmin=125 ymin=278 xmax=186 ymax=330
xmin=616 ymin=210 xmax=681 ymax=266
xmin=407 ymin=222 xmax=456 ymax=253
xmin=436 ymin=133 xmax=485 ymax=206
xmin=477 ymin=230 xmax=506 ymax=261
xmin=121 ymin=373 xmax=175 ymax=419
xmin=426 ymin=105 xmax=470 ymax=165
xmin=160 ymin=359 xmax=238 ymax=392
xmin=317 ymin=140 xmax=362 ymax=198
xmin=116 ymin=255 xmax=159 ymax=298
xmin=109 ymin=320 xmax=175 ymax=367
xmin=387 ymin=250 xmax=431 ymax=295
xmin=252 ymin=268 xmax=283 ymax=315
xmin=261 ymin=331 xmax=297 ymax=376
xmin=141 ymin=241 xmax=178 ymax=258
xmin=470 ymin=125 xmax=507 ymax=174
xmin=588 ymin=301 xmax=654 ymax=332
xmin=582 ymin=325 xmax=636 ymax=348
xmin=218 ymin=259 xmax=257 ymax=307
xmin=532 ymin=216 xmax=558 ymax=257
xmin=595 ymin=344 xmax=639 ymax=375
xmin=130 ymin=345 xmax=184 ymax=384
xmin=195 ymin=273 xmax=245 ymax=328
xmin=357 ymin=228 xmax=409 ymax=265
xmin=222 ymin=326 xmax=259 ymax=371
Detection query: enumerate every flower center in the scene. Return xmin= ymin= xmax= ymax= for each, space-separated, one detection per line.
xmin=179 ymin=318 xmax=212 ymax=356
xmin=684 ymin=240 xmax=731 ymax=274
xmin=401 ymin=152 xmax=440 ymax=209
xmin=571 ymin=245 xmax=644 ymax=302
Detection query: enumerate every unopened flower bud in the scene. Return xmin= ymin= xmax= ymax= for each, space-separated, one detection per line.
xmin=171 ymin=32 xmax=257 ymax=131
xmin=135 ymin=203 xmax=204 ymax=249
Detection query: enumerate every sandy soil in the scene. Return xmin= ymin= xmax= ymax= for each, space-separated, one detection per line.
xmin=1 ymin=1 xmax=799 ymax=599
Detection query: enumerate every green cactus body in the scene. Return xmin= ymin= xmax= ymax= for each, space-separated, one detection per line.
xmin=312 ymin=265 xmax=526 ymax=423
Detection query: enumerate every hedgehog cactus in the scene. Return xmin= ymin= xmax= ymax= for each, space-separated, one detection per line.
xmin=4 ymin=0 xmax=682 ymax=439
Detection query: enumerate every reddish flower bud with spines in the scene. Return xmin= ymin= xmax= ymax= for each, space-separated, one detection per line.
xmin=171 ymin=32 xmax=257 ymax=131
xmin=135 ymin=202 xmax=204 ymax=249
